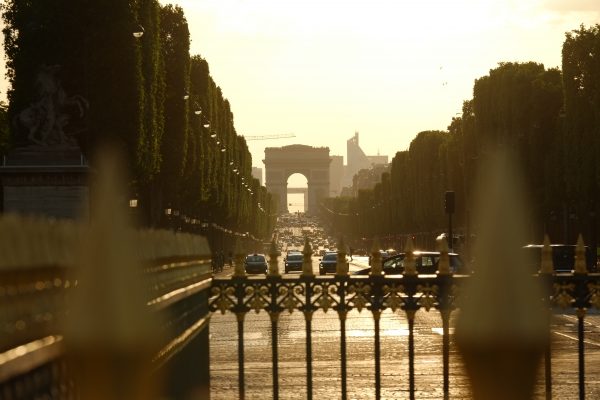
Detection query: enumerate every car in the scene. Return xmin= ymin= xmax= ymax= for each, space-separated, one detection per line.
xmin=285 ymin=252 xmax=304 ymax=273
xmin=244 ymin=254 xmax=268 ymax=274
xmin=319 ymin=252 xmax=349 ymax=275
xmin=522 ymin=244 xmax=597 ymax=273
xmin=354 ymin=251 xmax=465 ymax=275
xmin=385 ymin=248 xmax=398 ymax=257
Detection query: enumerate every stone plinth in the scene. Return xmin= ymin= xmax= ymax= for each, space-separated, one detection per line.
xmin=0 ymin=147 xmax=90 ymax=220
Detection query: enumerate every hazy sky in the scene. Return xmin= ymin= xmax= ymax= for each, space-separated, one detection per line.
xmin=1 ymin=1 xmax=599 ymax=179
xmin=159 ymin=0 xmax=599 ymax=170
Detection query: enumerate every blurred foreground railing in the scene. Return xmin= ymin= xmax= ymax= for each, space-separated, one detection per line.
xmin=0 ymin=216 xmax=213 ymax=400
xmin=4 ymin=220 xmax=600 ymax=400
xmin=210 ymin=237 xmax=600 ymax=400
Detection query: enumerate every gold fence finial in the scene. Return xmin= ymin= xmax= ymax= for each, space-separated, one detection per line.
xmin=436 ymin=235 xmax=451 ymax=275
xmin=370 ymin=237 xmax=383 ymax=276
xmin=233 ymin=239 xmax=246 ymax=277
xmin=336 ymin=236 xmax=348 ymax=276
xmin=540 ymin=234 xmax=553 ymax=274
xmin=574 ymin=234 xmax=587 ymax=275
xmin=302 ymin=237 xmax=314 ymax=277
xmin=403 ymin=236 xmax=417 ymax=276
xmin=268 ymin=238 xmax=280 ymax=277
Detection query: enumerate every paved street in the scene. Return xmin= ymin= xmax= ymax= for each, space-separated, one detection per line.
xmin=210 ymin=257 xmax=600 ymax=399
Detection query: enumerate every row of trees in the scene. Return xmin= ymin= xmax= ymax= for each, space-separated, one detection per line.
xmin=322 ymin=24 xmax=600 ymax=250
xmin=1 ymin=1 xmax=277 ymax=246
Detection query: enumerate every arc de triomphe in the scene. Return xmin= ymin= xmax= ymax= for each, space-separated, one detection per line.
xmin=263 ymin=145 xmax=330 ymax=214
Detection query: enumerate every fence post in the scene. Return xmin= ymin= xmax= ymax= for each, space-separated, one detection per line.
xmin=233 ymin=239 xmax=247 ymax=278
xmin=436 ymin=236 xmax=451 ymax=275
xmin=269 ymin=239 xmax=280 ymax=277
xmin=302 ymin=237 xmax=314 ymax=277
xmin=336 ymin=237 xmax=348 ymax=276
xmin=370 ymin=237 xmax=382 ymax=276
xmin=403 ymin=237 xmax=417 ymax=276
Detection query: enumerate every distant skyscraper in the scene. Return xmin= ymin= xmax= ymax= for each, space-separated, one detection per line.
xmin=342 ymin=132 xmax=377 ymax=188
xmin=329 ymin=155 xmax=344 ymax=197
xmin=252 ymin=167 xmax=263 ymax=186
xmin=328 ymin=132 xmax=390 ymax=195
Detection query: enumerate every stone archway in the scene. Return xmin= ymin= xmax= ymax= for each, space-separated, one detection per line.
xmin=263 ymin=145 xmax=330 ymax=214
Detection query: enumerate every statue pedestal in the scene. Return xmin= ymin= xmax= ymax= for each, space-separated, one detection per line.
xmin=0 ymin=147 xmax=90 ymax=220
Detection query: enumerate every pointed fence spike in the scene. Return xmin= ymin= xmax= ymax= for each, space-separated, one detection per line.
xmin=437 ymin=235 xmax=451 ymax=275
xmin=233 ymin=238 xmax=246 ymax=277
xmin=302 ymin=237 xmax=314 ymax=277
xmin=403 ymin=237 xmax=417 ymax=276
xmin=370 ymin=237 xmax=383 ymax=276
xmin=336 ymin=236 xmax=348 ymax=276
xmin=268 ymin=238 xmax=280 ymax=277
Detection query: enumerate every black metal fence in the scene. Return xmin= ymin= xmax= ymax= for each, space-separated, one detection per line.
xmin=209 ymin=241 xmax=600 ymax=400
xmin=4 ymin=230 xmax=600 ymax=400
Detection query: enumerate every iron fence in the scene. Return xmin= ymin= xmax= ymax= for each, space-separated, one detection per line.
xmin=210 ymin=239 xmax=600 ymax=400
xmin=4 ymin=225 xmax=600 ymax=400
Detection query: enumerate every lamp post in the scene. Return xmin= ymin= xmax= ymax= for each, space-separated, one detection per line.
xmin=164 ymin=207 xmax=173 ymax=231
xmin=590 ymin=209 xmax=597 ymax=260
xmin=129 ymin=197 xmax=138 ymax=225
xmin=132 ymin=25 xmax=145 ymax=39
xmin=173 ymin=209 xmax=180 ymax=231
xmin=445 ymin=191 xmax=455 ymax=251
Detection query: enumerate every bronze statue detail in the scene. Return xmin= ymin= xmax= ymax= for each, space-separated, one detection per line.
xmin=13 ymin=64 xmax=89 ymax=147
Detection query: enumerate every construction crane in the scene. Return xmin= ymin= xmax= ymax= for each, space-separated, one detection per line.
xmin=245 ymin=133 xmax=296 ymax=141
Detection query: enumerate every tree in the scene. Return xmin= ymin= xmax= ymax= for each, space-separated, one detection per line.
xmin=562 ymin=24 xmax=600 ymax=244
xmin=158 ymin=4 xmax=190 ymax=211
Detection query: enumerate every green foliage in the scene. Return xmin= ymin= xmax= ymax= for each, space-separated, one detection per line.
xmin=1 ymin=2 xmax=274 ymax=241
xmin=323 ymin=62 xmax=571 ymax=245
xmin=562 ymin=24 xmax=600 ymax=213
xmin=159 ymin=4 xmax=190 ymax=208
xmin=138 ymin=0 xmax=164 ymax=178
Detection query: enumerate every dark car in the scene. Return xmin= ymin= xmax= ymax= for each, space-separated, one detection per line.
xmin=319 ymin=252 xmax=343 ymax=275
xmin=522 ymin=244 xmax=597 ymax=273
xmin=355 ymin=251 xmax=465 ymax=275
xmin=285 ymin=252 xmax=304 ymax=273
xmin=245 ymin=254 xmax=268 ymax=274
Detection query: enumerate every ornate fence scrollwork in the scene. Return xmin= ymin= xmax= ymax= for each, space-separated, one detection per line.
xmin=208 ymin=237 xmax=600 ymax=400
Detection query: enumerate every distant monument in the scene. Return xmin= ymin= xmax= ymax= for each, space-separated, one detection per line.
xmin=263 ymin=145 xmax=330 ymax=214
xmin=0 ymin=64 xmax=90 ymax=219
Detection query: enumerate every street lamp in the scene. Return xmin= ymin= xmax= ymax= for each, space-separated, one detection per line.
xmin=133 ymin=25 xmax=144 ymax=38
